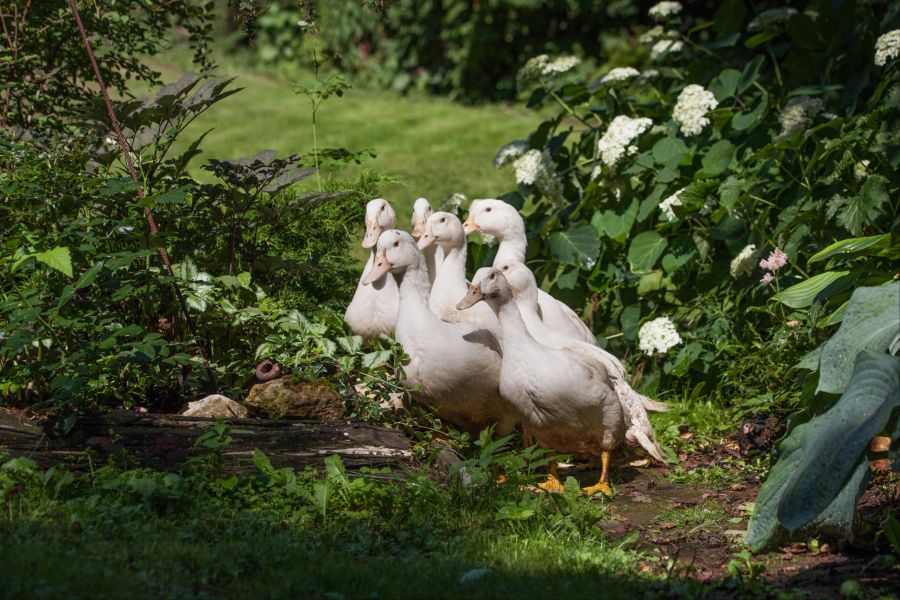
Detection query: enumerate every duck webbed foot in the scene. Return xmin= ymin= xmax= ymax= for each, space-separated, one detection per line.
xmin=536 ymin=460 xmax=566 ymax=493
xmin=582 ymin=449 xmax=614 ymax=497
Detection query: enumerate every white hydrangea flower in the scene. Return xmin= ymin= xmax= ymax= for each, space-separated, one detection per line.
xmin=543 ymin=56 xmax=581 ymax=75
xmin=673 ymin=84 xmax=718 ymax=136
xmin=600 ymin=67 xmax=640 ymax=84
xmin=648 ymin=1 xmax=683 ymax=21
xmin=494 ymin=140 xmax=529 ymax=169
xmin=659 ymin=188 xmax=684 ymax=221
xmin=650 ymin=39 xmax=684 ymax=60
xmin=517 ymin=54 xmax=550 ymax=89
xmin=513 ymin=149 xmax=564 ymax=202
xmin=729 ymin=244 xmax=757 ymax=278
xmin=638 ymin=316 xmax=683 ymax=356
xmin=747 ymin=7 xmax=797 ymax=32
xmin=777 ymin=96 xmax=824 ymax=139
xmin=596 ymin=115 xmax=654 ymax=169
xmin=479 ymin=233 xmax=497 ymax=246
xmin=874 ymin=29 xmax=900 ymax=67
xmin=638 ymin=25 xmax=666 ymax=43
xmin=443 ymin=192 xmax=467 ymax=213
xmin=513 ymin=149 xmax=544 ymax=185
xmin=517 ymin=54 xmax=581 ymax=90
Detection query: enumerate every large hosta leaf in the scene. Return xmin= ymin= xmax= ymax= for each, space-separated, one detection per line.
xmin=548 ymin=220 xmax=599 ymax=269
xmin=817 ymin=282 xmax=900 ymax=394
xmin=808 ymin=234 xmax=890 ymax=264
xmin=777 ymin=351 xmax=899 ymax=531
xmin=772 ymin=270 xmax=855 ymax=308
xmin=747 ymin=351 xmax=898 ymax=551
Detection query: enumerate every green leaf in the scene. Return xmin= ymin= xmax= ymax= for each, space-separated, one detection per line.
xmin=737 ymin=55 xmax=765 ymax=93
xmin=772 ymin=271 xmax=854 ymax=309
xmin=548 ymin=220 xmax=599 ymax=269
xmin=718 ymin=176 xmax=749 ymax=211
xmin=808 ymin=234 xmax=890 ymax=264
xmin=700 ymin=140 xmax=735 ymax=176
xmin=777 ymin=351 xmax=898 ymax=532
xmin=34 ymin=246 xmax=73 ymax=278
xmin=628 ymin=231 xmax=668 ymax=273
xmin=709 ymin=68 xmax=742 ymax=101
xmin=620 ymin=303 xmax=641 ymax=341
xmin=253 ymin=449 xmax=274 ymax=474
xmin=731 ymin=93 xmax=768 ymax=130
xmin=817 ymin=282 xmax=900 ymax=394
xmin=826 ymin=175 xmax=890 ymax=235
xmin=591 ymin=200 xmax=638 ymax=243
xmin=651 ymin=137 xmax=689 ymax=167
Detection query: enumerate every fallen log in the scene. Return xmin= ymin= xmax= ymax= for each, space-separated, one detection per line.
xmin=0 ymin=408 xmax=414 ymax=475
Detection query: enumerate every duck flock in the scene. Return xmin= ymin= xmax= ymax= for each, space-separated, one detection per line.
xmin=344 ymin=197 xmax=667 ymax=495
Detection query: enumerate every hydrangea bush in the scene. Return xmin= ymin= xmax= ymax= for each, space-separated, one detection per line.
xmin=488 ymin=1 xmax=899 ymax=400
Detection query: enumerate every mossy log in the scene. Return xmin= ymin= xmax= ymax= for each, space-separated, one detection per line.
xmin=0 ymin=409 xmax=413 ymax=475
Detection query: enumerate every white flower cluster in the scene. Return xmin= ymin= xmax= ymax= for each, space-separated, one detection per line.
xmin=600 ymin=67 xmax=640 ymax=84
xmin=638 ymin=316 xmax=683 ymax=356
xmin=650 ymin=39 xmax=684 ymax=60
xmin=729 ymin=244 xmax=757 ymax=278
xmin=596 ymin=115 xmax=654 ymax=169
xmin=747 ymin=7 xmax=797 ymax=32
xmin=854 ymin=159 xmax=870 ymax=181
xmin=513 ymin=149 xmax=563 ymax=201
xmin=517 ymin=55 xmax=581 ymax=89
xmin=638 ymin=25 xmax=666 ymax=43
xmin=673 ymin=84 xmax=718 ymax=136
xmin=443 ymin=192 xmax=467 ymax=213
xmin=543 ymin=56 xmax=581 ymax=75
xmin=777 ymin=96 xmax=824 ymax=139
xmin=638 ymin=69 xmax=660 ymax=82
xmin=493 ymin=140 xmax=529 ymax=169
xmin=874 ymin=29 xmax=900 ymax=67
xmin=659 ymin=188 xmax=684 ymax=221
xmin=648 ymin=1 xmax=682 ymax=21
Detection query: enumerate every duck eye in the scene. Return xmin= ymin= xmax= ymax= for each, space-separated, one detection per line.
xmin=393 ymin=241 xmax=400 ymax=247
xmin=502 ymin=266 xmax=509 ymax=271
xmin=485 ymin=207 xmax=492 ymax=212
xmin=440 ymin=218 xmax=445 ymax=223
xmin=381 ymin=206 xmax=385 ymax=211
xmin=489 ymin=274 xmax=495 ymax=280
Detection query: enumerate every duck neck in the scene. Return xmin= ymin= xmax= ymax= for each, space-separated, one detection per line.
xmin=514 ymin=294 xmax=544 ymax=336
xmin=492 ymin=299 xmax=536 ymax=351
xmin=436 ymin=243 xmax=467 ymax=289
xmin=423 ymin=244 xmax=439 ymax=284
xmin=396 ymin=257 xmax=440 ymax=332
xmin=493 ymin=222 xmax=527 ymax=265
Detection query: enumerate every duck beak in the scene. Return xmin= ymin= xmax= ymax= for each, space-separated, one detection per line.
xmin=363 ymin=251 xmax=392 ymax=285
xmin=411 ymin=218 xmax=425 ymax=238
xmin=417 ymin=230 xmax=436 ymax=250
xmin=362 ymin=219 xmax=381 ymax=249
xmin=462 ymin=214 xmax=479 ymax=235
xmin=456 ymin=283 xmax=484 ymax=310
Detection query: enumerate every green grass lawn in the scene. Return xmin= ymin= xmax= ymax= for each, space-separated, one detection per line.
xmin=144 ymin=53 xmax=539 ymax=221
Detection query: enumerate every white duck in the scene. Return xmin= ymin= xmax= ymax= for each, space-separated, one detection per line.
xmin=463 ymin=199 xmax=597 ymax=346
xmin=410 ymin=197 xmax=442 ymax=284
xmin=363 ymin=229 xmax=516 ymax=436
xmin=493 ymin=261 xmax=667 ymax=462
xmin=457 ymin=268 xmax=625 ymax=495
xmin=344 ymin=198 xmax=400 ymax=338
xmin=417 ymin=211 xmax=501 ymax=335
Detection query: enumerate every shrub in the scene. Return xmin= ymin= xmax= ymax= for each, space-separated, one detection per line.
xmin=316 ymin=0 xmax=642 ymax=101
xmin=484 ymin=0 xmax=899 ymax=403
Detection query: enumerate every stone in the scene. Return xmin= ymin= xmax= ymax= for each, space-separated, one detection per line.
xmin=244 ymin=376 xmax=344 ymax=420
xmin=182 ymin=394 xmax=248 ymax=419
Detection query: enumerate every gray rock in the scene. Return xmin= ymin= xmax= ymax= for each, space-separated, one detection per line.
xmin=182 ymin=394 xmax=248 ymax=419
xmin=244 ymin=376 xmax=344 ymax=420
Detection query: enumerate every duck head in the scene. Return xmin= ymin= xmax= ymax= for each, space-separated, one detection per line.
xmin=457 ymin=268 xmax=514 ymax=310
xmin=363 ymin=229 xmax=419 ymax=285
xmin=493 ymin=261 xmax=540 ymax=308
xmin=362 ymin=198 xmax=397 ymax=249
xmin=463 ymin=199 xmax=520 ymax=237
xmin=410 ymin=197 xmax=433 ymax=238
xmin=417 ymin=211 xmax=465 ymax=250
